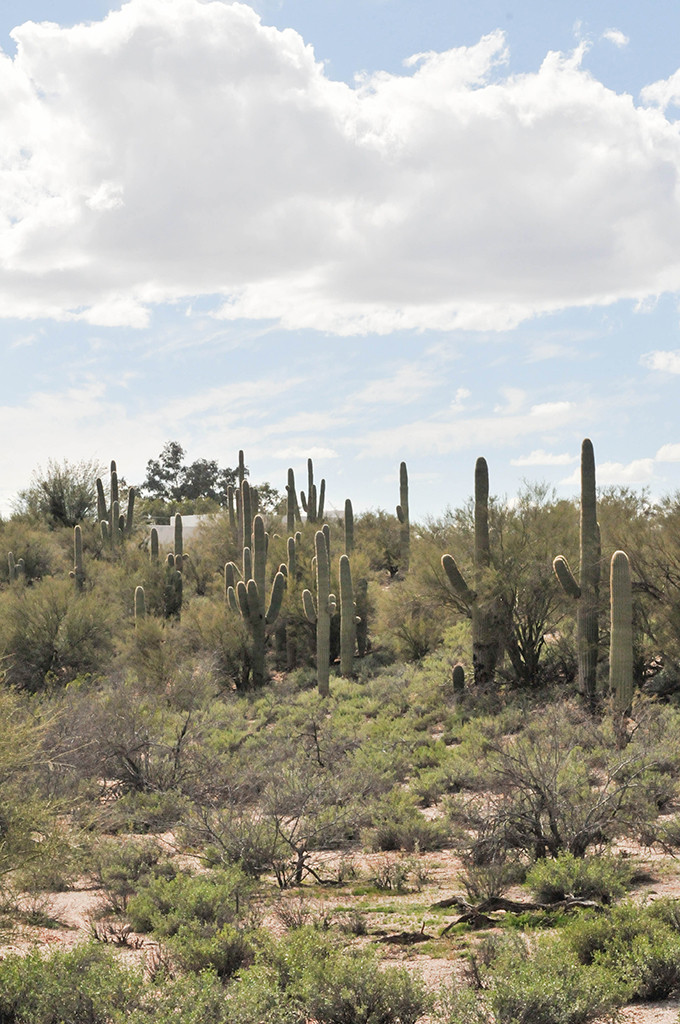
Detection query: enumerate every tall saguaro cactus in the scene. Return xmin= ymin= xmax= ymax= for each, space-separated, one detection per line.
xmin=339 ymin=554 xmax=357 ymax=677
xmin=396 ymin=461 xmax=410 ymax=572
xmin=441 ymin=457 xmax=502 ymax=688
xmin=286 ymin=468 xmax=302 ymax=534
xmin=303 ymin=530 xmax=337 ymax=696
xmin=344 ymin=499 xmax=354 ymax=558
xmin=97 ymin=460 xmax=135 ymax=550
xmin=227 ymin=514 xmax=286 ymax=687
xmin=553 ymin=439 xmax=601 ymax=705
xmin=610 ymin=550 xmax=633 ymax=713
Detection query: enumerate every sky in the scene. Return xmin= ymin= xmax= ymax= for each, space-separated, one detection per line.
xmin=2 ymin=0 xmax=680 ymax=520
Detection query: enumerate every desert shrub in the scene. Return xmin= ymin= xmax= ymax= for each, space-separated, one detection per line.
xmin=524 ymin=852 xmax=633 ymax=905
xmin=254 ymin=927 xmax=427 ymax=1024
xmin=165 ymin=921 xmax=255 ymax=979
xmin=564 ymin=902 xmax=680 ymax=1001
xmin=125 ymin=971 xmax=230 ymax=1024
xmin=363 ymin=788 xmax=448 ymax=852
xmin=187 ymin=805 xmax=281 ymax=878
xmin=486 ymin=934 xmax=628 ymax=1024
xmin=0 ymin=579 xmax=115 ymax=690
xmin=446 ymin=703 xmax=663 ymax=861
xmin=127 ymin=865 xmax=253 ymax=936
xmin=127 ymin=866 xmax=257 ymax=979
xmin=0 ymin=944 xmax=143 ymax=1023
xmin=102 ymin=789 xmax=189 ymax=834
xmin=91 ymin=837 xmax=174 ymax=912
xmin=176 ymin=598 xmax=253 ymax=691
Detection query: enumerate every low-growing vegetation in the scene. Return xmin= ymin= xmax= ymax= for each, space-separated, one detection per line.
xmin=1 ymin=441 xmax=680 ymax=1021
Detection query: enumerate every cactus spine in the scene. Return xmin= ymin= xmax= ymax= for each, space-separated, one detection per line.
xmin=300 ymin=459 xmax=325 ymax=524
xmin=610 ymin=550 xmax=633 ymax=712
xmin=303 ymin=529 xmax=337 ymax=696
xmin=339 ymin=554 xmax=357 ymax=677
xmin=553 ymin=439 xmax=600 ymax=705
xmin=442 ymin=457 xmax=502 ymax=688
xmin=396 ymin=461 xmax=410 ymax=572
xmin=226 ymin=514 xmax=286 ymax=686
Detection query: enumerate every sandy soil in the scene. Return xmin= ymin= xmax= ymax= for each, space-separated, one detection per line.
xmin=2 ymin=840 xmax=679 ymax=1023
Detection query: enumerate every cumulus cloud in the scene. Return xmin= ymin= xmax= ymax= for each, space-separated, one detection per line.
xmin=511 ymin=449 xmax=576 ymax=466
xmin=656 ymin=443 xmax=680 ymax=461
xmin=602 ymin=29 xmax=629 ymax=48
xmin=641 ymin=350 xmax=680 ymax=373
xmin=3 ymin=0 xmax=680 ymax=332
xmin=561 ymin=458 xmax=655 ymax=486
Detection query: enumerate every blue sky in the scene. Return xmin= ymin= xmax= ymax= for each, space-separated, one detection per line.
xmin=2 ymin=0 xmax=680 ymax=519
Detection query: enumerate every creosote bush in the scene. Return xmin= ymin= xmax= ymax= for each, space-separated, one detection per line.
xmin=524 ymin=851 xmax=633 ymax=905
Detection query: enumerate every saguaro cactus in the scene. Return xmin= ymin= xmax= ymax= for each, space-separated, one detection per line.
xmin=610 ymin=550 xmax=633 ymax=712
xmin=8 ymin=552 xmax=25 ymax=583
xmin=339 ymin=554 xmax=357 ymax=677
xmin=442 ymin=457 xmax=503 ymax=688
xmin=97 ymin=460 xmax=135 ymax=549
xmin=150 ymin=527 xmax=159 ymax=563
xmin=344 ymin=499 xmax=354 ymax=558
xmin=553 ymin=439 xmax=600 ymax=705
xmin=164 ymin=555 xmax=183 ymax=618
xmin=134 ymin=585 xmax=146 ymax=624
xmin=70 ymin=525 xmax=85 ymax=592
xmin=286 ymin=468 xmax=302 ymax=534
xmin=227 ymin=514 xmax=286 ymax=686
xmin=396 ymin=462 xmax=410 ymax=572
xmin=303 ymin=530 xmax=337 ymax=696
xmin=300 ymin=459 xmax=325 ymax=524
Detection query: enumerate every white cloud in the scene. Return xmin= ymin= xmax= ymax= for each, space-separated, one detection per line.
xmin=530 ymin=401 xmax=572 ymax=417
xmin=273 ymin=446 xmax=338 ymax=461
xmin=602 ymin=29 xmax=629 ymax=48
xmin=656 ymin=443 xmax=680 ymax=461
xmin=561 ymin=458 xmax=655 ymax=486
xmin=359 ymin=395 xmax=582 ymax=458
xmin=494 ymin=388 xmax=526 ymax=415
xmin=642 ymin=70 xmax=680 ymax=111
xmin=640 ymin=349 xmax=680 ymax=373
xmin=1 ymin=1 xmax=680 ymax=332
xmin=511 ymin=449 xmax=576 ymax=466
xmin=351 ymin=364 xmax=437 ymax=405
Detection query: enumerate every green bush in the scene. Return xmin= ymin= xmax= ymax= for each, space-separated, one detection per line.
xmin=125 ymin=971 xmax=230 ymax=1024
xmin=165 ymin=921 xmax=254 ymax=979
xmin=487 ymin=935 xmax=628 ymax=1024
xmin=256 ymin=927 xmax=427 ymax=1024
xmin=363 ymin=788 xmax=448 ymax=852
xmin=127 ymin=865 xmax=253 ymax=936
xmin=564 ymin=902 xmax=680 ymax=1001
xmin=0 ymin=944 xmax=143 ymax=1023
xmin=524 ymin=852 xmax=633 ymax=905
xmin=92 ymin=837 xmax=173 ymax=912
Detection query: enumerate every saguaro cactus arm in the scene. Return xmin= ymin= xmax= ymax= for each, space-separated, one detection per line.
xmin=441 ymin=554 xmax=477 ymax=605
xmin=553 ymin=556 xmax=581 ymax=599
